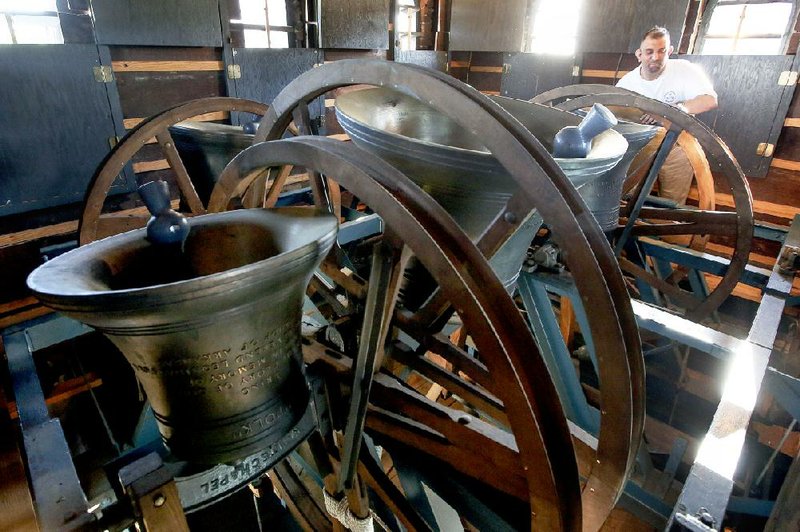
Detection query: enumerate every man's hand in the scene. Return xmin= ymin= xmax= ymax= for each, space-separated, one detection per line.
xmin=639 ymin=113 xmax=662 ymax=125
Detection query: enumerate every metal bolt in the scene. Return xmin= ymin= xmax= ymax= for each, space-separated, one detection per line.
xmin=503 ymin=211 xmax=518 ymax=224
xmin=696 ymin=508 xmax=714 ymax=527
xmin=153 ymin=494 xmax=166 ymax=508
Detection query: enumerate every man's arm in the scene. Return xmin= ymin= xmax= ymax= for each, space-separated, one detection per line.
xmin=679 ymin=93 xmax=717 ymax=115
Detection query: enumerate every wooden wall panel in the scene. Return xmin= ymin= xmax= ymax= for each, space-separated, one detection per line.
xmin=501 ymin=53 xmax=576 ymax=100
xmin=449 ymin=0 xmax=526 ymax=52
xmin=395 ymin=50 xmax=447 ymax=72
xmin=577 ymin=0 xmax=690 ymax=54
xmin=92 ymin=0 xmax=223 ymax=47
xmin=683 ymin=55 xmax=794 ymax=177
xmin=0 ymin=45 xmax=134 ymax=218
xmin=229 ymin=48 xmax=322 ymax=121
xmin=320 ymin=0 xmax=389 ymax=49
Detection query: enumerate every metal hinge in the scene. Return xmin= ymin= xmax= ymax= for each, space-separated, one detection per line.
xmin=572 ymin=65 xmax=580 ymax=77
xmin=227 ymin=64 xmax=241 ymax=80
xmin=778 ymin=71 xmax=798 ymax=86
xmin=756 ymin=142 xmax=775 ymax=157
xmin=502 ymin=63 xmax=510 ymax=74
xmin=93 ymin=65 xmax=114 ymax=83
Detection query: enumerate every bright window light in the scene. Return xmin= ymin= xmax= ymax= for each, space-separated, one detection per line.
xmin=267 ymin=0 xmax=287 ymax=26
xmin=234 ymin=0 xmax=290 ymax=48
xmin=270 ymin=30 xmax=289 ymax=48
xmin=0 ymin=0 xmax=57 ymax=13
xmin=238 ymin=0 xmax=266 ymax=25
xmin=244 ymin=28 xmax=269 ymax=48
xmin=701 ymin=1 xmax=793 ymax=54
xmin=0 ymin=17 xmax=11 ymax=43
xmin=396 ymin=1 xmax=417 ymax=51
xmin=530 ymin=0 xmax=582 ymax=55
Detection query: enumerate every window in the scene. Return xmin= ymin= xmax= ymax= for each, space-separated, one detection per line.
xmin=699 ymin=0 xmax=795 ymax=54
xmin=529 ymin=0 xmax=582 ymax=54
xmin=232 ymin=0 xmax=291 ymax=48
xmin=0 ymin=0 xmax=63 ymax=44
xmin=395 ymin=0 xmax=418 ymax=51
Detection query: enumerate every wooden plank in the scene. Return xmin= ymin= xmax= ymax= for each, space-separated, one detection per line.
xmin=0 ymin=221 xmax=78 ymax=249
xmin=124 ymin=111 xmax=229 ymax=130
xmin=133 ymin=159 xmax=170 ymax=173
xmin=784 ymin=118 xmax=800 ymax=127
xmin=753 ymin=421 xmax=800 ymax=457
xmin=687 ymin=188 xmax=800 ymax=223
xmin=469 ymin=65 xmax=503 ymax=73
xmin=110 ymin=47 xmax=221 ymax=62
xmin=0 ymin=388 xmax=37 ymax=532
xmin=449 ymin=60 xmax=470 ymax=68
xmin=111 ymin=60 xmax=224 ymax=72
xmin=770 ymin=157 xmax=800 ymax=171
xmin=3 ymin=375 xmax=103 ymax=420
xmin=581 ymin=69 xmax=618 ymax=79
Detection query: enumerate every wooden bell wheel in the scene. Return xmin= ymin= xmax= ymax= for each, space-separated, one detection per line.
xmin=209 ymin=59 xmax=645 ymax=531
xmin=78 ymin=97 xmax=268 ymax=245
xmin=533 ymin=84 xmax=754 ymax=321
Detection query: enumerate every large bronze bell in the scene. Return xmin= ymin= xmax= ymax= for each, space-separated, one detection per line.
xmin=28 ymin=207 xmax=338 ymax=464
xmin=334 ymin=87 xmax=629 ymax=289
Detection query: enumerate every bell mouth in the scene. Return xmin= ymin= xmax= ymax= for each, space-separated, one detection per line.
xmin=27 ymin=207 xmax=339 ymax=314
xmin=335 ymin=87 xmax=628 ymax=163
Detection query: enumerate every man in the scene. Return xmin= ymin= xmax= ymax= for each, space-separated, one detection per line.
xmin=616 ymin=26 xmax=717 ymax=205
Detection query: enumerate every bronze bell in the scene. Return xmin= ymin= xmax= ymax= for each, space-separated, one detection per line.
xmin=335 ymin=87 xmax=628 ymax=290
xmin=28 ymin=207 xmax=338 ymax=465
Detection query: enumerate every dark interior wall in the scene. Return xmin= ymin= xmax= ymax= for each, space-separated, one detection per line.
xmin=576 ymin=0 xmax=691 ymax=54
xmin=4 ymin=0 xmax=800 ymax=276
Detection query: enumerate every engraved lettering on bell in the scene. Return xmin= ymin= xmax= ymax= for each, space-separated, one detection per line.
xmin=27 ymin=208 xmax=338 ymax=465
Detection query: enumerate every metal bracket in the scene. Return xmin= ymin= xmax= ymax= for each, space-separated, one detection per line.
xmin=777 ymin=244 xmax=800 ymax=274
xmin=778 ymin=71 xmax=798 ymax=86
xmin=93 ymin=65 xmax=114 ymax=83
xmin=756 ymin=142 xmax=775 ymax=157
xmin=227 ymin=64 xmax=241 ymax=80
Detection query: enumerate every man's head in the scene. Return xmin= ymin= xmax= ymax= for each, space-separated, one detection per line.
xmin=635 ymin=26 xmax=673 ymax=80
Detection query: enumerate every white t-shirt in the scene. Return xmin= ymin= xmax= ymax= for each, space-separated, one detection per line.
xmin=616 ymin=59 xmax=717 ymax=105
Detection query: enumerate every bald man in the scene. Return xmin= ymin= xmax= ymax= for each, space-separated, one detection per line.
xmin=617 ymin=26 xmax=717 ymax=204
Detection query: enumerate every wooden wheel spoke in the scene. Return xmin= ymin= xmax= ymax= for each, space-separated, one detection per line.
xmin=387 ymin=342 xmax=507 ymax=424
xmin=264 ymin=165 xmax=293 ymax=207
xmin=155 ymin=129 xmax=206 ymax=215
xmin=80 ymin=97 xmax=268 ymax=245
xmin=619 ymin=257 xmax=702 ymax=310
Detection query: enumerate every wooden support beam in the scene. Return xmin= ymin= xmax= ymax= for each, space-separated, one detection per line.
xmin=111 ymin=60 xmax=224 ymax=72
xmin=2 ymin=374 xmax=103 ymax=420
xmin=124 ymin=111 xmax=229 ymax=130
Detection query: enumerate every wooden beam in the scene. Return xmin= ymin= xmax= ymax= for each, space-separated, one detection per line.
xmin=124 ymin=111 xmax=229 ymax=130
xmin=133 ymin=159 xmax=170 ymax=174
xmin=111 ymin=60 xmax=224 ymax=72
xmin=3 ymin=374 xmax=103 ymax=420
xmin=0 ymin=388 xmax=36 ymax=532
xmin=771 ymin=157 xmax=800 ymax=172
xmin=784 ymin=118 xmax=800 ymax=128
xmin=469 ymin=65 xmax=503 ymax=73
xmin=581 ymin=69 xmax=618 ymax=79
xmin=448 ymin=60 xmax=470 ymax=68
xmin=686 ymin=188 xmax=800 ymax=223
